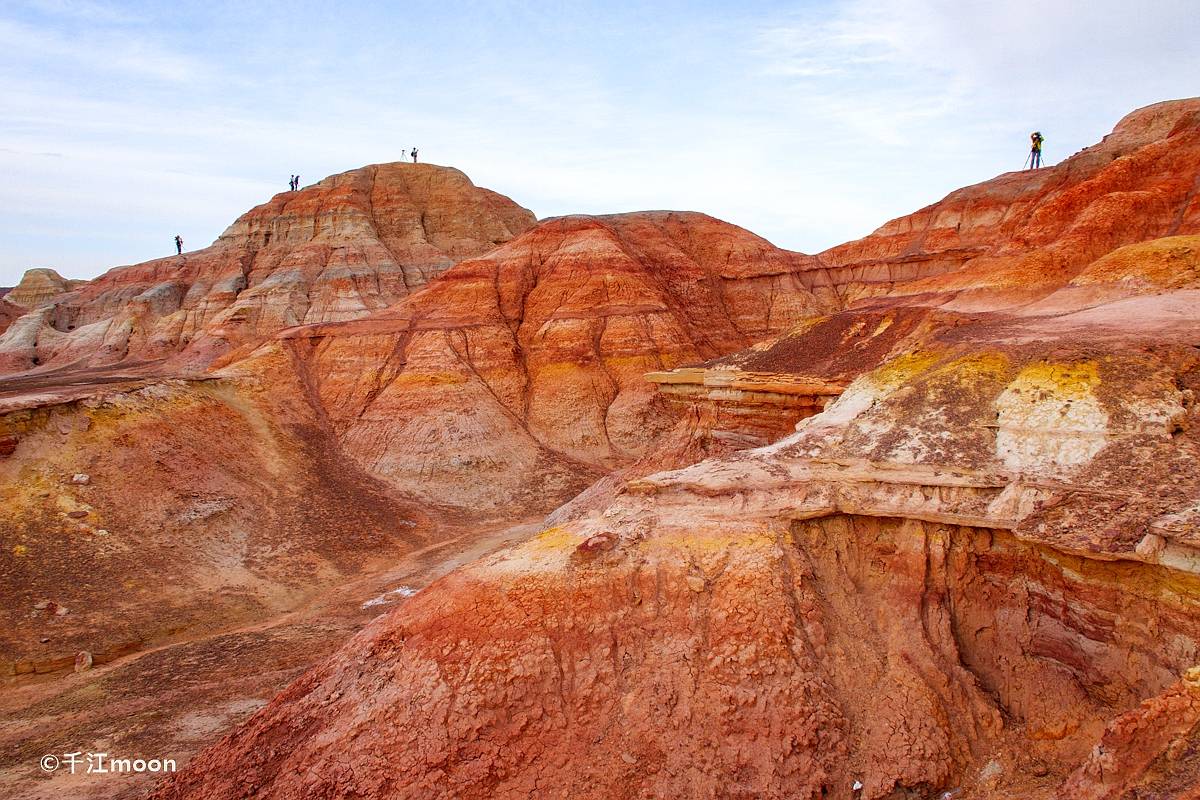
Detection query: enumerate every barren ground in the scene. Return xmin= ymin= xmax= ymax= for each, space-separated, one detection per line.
xmin=0 ymin=518 xmax=541 ymax=800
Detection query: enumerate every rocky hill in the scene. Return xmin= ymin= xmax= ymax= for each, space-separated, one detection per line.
xmin=3 ymin=268 xmax=87 ymax=310
xmin=0 ymin=172 xmax=826 ymax=678
xmin=225 ymin=211 xmax=825 ymax=516
xmin=149 ymin=98 xmax=1200 ymax=800
xmin=0 ymin=164 xmax=537 ymax=683
xmin=0 ymin=164 xmax=536 ymax=374
xmin=808 ymin=98 xmax=1200 ymax=310
xmin=0 ymin=162 xmax=834 ymax=800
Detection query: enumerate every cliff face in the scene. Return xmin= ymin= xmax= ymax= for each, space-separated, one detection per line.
xmin=151 ymin=99 xmax=1200 ymax=800
xmin=0 ymin=164 xmax=535 ymax=374
xmin=232 ymin=212 xmax=823 ymax=516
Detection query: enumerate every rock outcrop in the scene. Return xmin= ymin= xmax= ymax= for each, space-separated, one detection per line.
xmin=232 ymin=211 xmax=824 ymax=516
xmin=3 ymin=268 xmax=85 ymax=310
xmin=0 ymin=370 xmax=432 ymax=677
xmin=151 ymin=99 xmax=1200 ymax=800
xmin=0 ymin=164 xmax=535 ymax=374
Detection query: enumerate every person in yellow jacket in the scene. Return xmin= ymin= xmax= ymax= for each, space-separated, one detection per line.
xmin=1029 ymin=131 xmax=1045 ymax=169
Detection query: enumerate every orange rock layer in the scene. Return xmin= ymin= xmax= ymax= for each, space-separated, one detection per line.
xmin=808 ymin=98 xmax=1200 ymax=310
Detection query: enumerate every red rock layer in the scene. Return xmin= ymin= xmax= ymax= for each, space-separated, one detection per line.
xmin=151 ymin=515 xmax=1200 ymax=800
xmin=1060 ymin=670 xmax=1200 ymax=799
xmin=154 ymin=312 xmax=1200 ymax=798
xmin=806 ymin=98 xmax=1200 ymax=310
xmin=0 ymin=298 xmax=21 ymax=336
xmin=0 ymin=164 xmax=535 ymax=374
xmin=231 ymin=212 xmax=824 ymax=515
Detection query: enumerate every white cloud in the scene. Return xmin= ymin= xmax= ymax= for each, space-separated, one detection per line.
xmin=0 ymin=18 xmax=202 ymax=84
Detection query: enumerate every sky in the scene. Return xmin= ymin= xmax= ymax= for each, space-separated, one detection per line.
xmin=1 ymin=0 xmax=1198 ymax=286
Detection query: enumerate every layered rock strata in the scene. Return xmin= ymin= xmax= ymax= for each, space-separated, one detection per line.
xmin=3 ymin=268 xmax=85 ymax=310
xmin=233 ymin=212 xmax=825 ymax=515
xmin=0 ymin=370 xmax=432 ymax=676
xmin=806 ymin=98 xmax=1200 ymax=309
xmin=0 ymin=164 xmax=536 ymax=374
xmin=151 ymin=98 xmax=1200 ymax=800
xmin=154 ymin=291 xmax=1200 ymax=799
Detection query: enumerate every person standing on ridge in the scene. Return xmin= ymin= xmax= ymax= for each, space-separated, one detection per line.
xmin=289 ymin=175 xmax=295 ymax=191
xmin=175 ymin=235 xmax=183 ymax=255
xmin=1028 ymin=131 xmax=1044 ymax=169
xmin=411 ymin=147 xmax=418 ymax=163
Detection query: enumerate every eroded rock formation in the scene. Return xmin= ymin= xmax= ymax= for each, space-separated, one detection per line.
xmin=0 ymin=370 xmax=432 ymax=677
xmin=807 ymin=97 xmax=1200 ymax=310
xmin=3 ymin=268 xmax=86 ymax=310
xmin=0 ymin=298 xmax=22 ymax=337
xmin=230 ymin=212 xmax=824 ymax=515
xmin=150 ymin=98 xmax=1200 ymax=800
xmin=153 ymin=323 xmax=1200 ymax=798
xmin=0 ymin=164 xmax=535 ymax=374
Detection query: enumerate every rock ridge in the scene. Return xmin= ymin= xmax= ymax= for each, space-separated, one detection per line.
xmin=0 ymin=163 xmax=536 ymax=374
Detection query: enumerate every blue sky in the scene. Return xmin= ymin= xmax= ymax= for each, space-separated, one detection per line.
xmin=1 ymin=0 xmax=1198 ymax=285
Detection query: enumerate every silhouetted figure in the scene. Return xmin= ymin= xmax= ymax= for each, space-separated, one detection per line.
xmin=411 ymin=147 xmax=418 ymax=163
xmin=175 ymin=235 xmax=183 ymax=255
xmin=1028 ymin=131 xmax=1044 ymax=169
